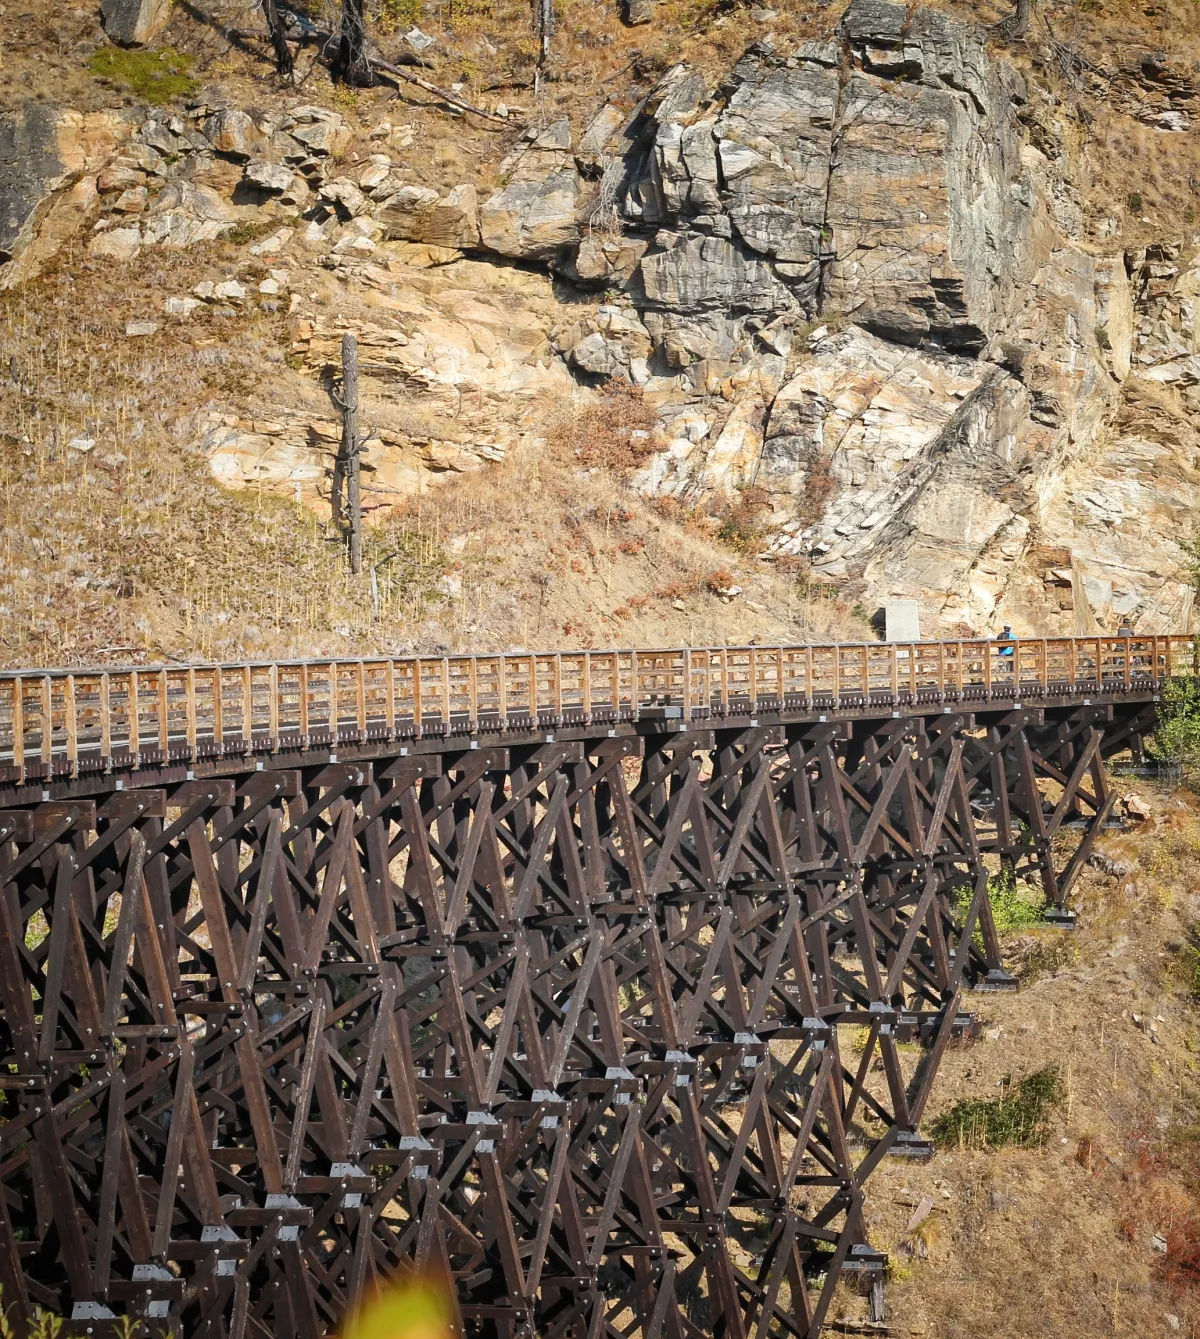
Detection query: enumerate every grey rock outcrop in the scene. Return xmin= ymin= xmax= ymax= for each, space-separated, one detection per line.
xmin=100 ymin=0 xmax=171 ymax=44
xmin=480 ymin=121 xmax=582 ymax=260
xmin=0 ymin=102 xmax=131 ymax=288
xmin=0 ymin=103 xmax=67 ymax=267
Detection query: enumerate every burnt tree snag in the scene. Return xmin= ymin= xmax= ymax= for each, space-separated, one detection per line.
xmin=260 ymin=0 xmax=293 ymax=78
xmin=341 ymin=332 xmax=363 ymax=575
xmin=335 ymin=0 xmax=375 ymax=86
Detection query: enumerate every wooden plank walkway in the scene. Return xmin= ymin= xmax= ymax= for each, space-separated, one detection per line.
xmin=0 ymin=634 xmax=1189 ymax=782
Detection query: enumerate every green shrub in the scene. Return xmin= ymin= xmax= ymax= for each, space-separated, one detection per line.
xmin=987 ymin=868 xmax=1047 ymax=930
xmin=376 ymin=0 xmax=423 ymax=29
xmin=955 ymin=868 xmax=1045 ymax=933
xmin=930 ymin=1065 xmax=1061 ymax=1150
xmin=89 ymin=47 xmax=198 ymax=105
xmin=1153 ymin=673 xmax=1200 ymax=768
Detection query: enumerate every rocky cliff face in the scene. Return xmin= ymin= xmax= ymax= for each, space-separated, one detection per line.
xmin=2 ymin=0 xmax=1196 ymax=637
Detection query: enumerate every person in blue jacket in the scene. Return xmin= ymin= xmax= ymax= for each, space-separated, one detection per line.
xmin=997 ymin=625 xmax=1015 ymax=656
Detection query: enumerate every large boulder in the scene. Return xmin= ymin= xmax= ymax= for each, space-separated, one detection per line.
xmin=202 ymin=109 xmax=266 ymax=161
xmin=100 ymin=0 xmax=172 ymax=44
xmin=480 ymin=121 xmax=581 ymax=260
xmin=377 ymin=183 xmax=480 ymax=249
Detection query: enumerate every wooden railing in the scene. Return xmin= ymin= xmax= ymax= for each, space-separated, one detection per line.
xmin=0 ymin=635 xmax=1191 ymax=782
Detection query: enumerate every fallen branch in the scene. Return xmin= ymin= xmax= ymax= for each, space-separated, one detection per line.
xmin=234 ymin=15 xmax=515 ymax=124
xmin=369 ymin=53 xmax=515 ymax=125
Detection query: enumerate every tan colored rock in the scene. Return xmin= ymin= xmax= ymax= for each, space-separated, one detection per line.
xmin=98 ymin=160 xmax=146 ymax=193
xmin=1093 ymin=256 xmax=1134 ymax=382
xmin=243 ymin=160 xmax=294 ymax=194
xmin=88 ymin=224 xmax=142 ymax=261
xmin=113 ymin=185 xmax=147 ymax=213
xmin=288 ymin=110 xmax=349 ymax=157
xmin=203 ymin=109 xmax=265 ymax=161
xmin=206 ymin=251 xmax=580 ymax=511
xmin=376 ymin=183 xmax=479 ymax=249
xmin=573 ymin=232 xmax=648 ymax=284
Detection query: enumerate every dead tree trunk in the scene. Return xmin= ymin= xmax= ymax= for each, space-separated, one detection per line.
xmin=996 ymin=0 xmax=1031 ymax=38
xmin=260 ymin=0 xmax=293 ymax=78
xmin=335 ymin=0 xmax=374 ymax=86
xmin=341 ymin=333 xmax=363 ymax=575
xmin=535 ymin=0 xmax=552 ymax=78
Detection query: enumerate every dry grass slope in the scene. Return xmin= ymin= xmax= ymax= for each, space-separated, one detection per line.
xmin=0 ymin=234 xmax=864 ymax=667
xmin=832 ymin=783 xmax=1200 ymax=1339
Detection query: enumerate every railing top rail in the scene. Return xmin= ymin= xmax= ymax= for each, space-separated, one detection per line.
xmin=0 ymin=633 xmax=1189 ymax=682
xmin=0 ymin=633 xmax=1188 ymax=786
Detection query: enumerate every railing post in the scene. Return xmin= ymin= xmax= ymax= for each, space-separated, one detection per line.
xmin=329 ymin=661 xmax=339 ymax=743
xmin=553 ymin=653 xmax=563 ymax=725
xmin=186 ymin=668 xmax=197 ymax=758
xmin=298 ymin=663 xmax=310 ymax=745
xmin=385 ymin=660 xmax=396 ymax=738
xmin=269 ymin=664 xmax=280 ymax=746
xmin=129 ymin=671 xmax=140 ymax=765
xmin=155 ymin=668 xmax=167 ymax=759
xmin=40 ymin=675 xmax=52 ymax=772
xmin=100 ymin=672 xmax=111 ymax=767
xmin=356 ymin=662 xmax=367 ymax=741
xmin=65 ymin=674 xmax=78 ymax=776
xmin=441 ymin=658 xmax=451 ymax=736
xmin=212 ymin=667 xmax=223 ymax=755
xmin=241 ymin=665 xmax=253 ymax=752
xmin=11 ymin=676 xmax=23 ymax=782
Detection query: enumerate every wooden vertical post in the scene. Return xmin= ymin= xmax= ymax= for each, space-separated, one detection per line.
xmin=186 ymin=668 xmax=197 ymax=757
xmin=64 ymin=675 xmax=77 ymax=775
xmin=128 ymin=671 xmax=140 ymax=764
xmin=40 ymin=676 xmax=53 ymax=771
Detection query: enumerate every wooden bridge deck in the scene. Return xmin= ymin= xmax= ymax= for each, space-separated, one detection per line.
xmin=0 ymin=635 xmax=1189 ymax=786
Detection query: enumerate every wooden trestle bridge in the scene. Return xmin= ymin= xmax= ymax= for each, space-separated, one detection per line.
xmin=0 ymin=635 xmax=1188 ymax=1339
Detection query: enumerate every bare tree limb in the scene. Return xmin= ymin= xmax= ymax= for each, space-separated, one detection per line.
xmin=992 ymin=0 xmax=1031 ymax=39
xmin=370 ymin=53 xmax=514 ymax=125
xmin=253 ymin=11 xmax=515 ymax=125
